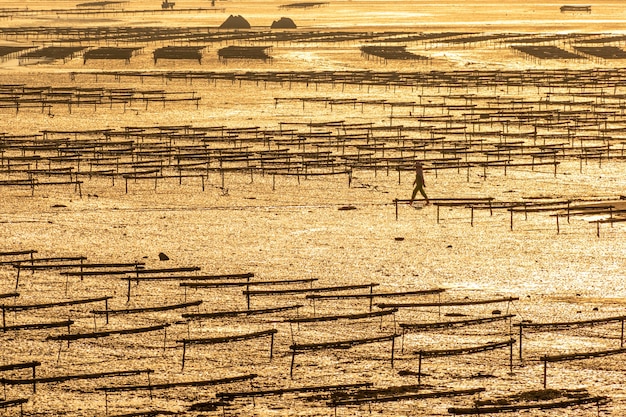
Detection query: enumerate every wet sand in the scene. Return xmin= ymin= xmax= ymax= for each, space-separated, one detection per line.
xmin=1 ymin=1 xmax=626 ymax=416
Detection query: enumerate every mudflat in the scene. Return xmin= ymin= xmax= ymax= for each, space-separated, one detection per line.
xmin=1 ymin=1 xmax=626 ymax=416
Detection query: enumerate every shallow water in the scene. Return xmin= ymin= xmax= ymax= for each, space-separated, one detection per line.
xmin=1 ymin=1 xmax=626 ymax=416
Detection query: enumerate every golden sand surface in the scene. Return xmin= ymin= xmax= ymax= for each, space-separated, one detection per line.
xmin=0 ymin=1 xmax=626 ymax=416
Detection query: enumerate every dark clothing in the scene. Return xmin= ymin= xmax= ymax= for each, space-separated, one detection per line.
xmin=410 ymin=164 xmax=429 ymax=205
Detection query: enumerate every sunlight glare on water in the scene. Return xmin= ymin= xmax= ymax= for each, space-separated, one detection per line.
xmin=0 ymin=0 xmax=625 ymax=416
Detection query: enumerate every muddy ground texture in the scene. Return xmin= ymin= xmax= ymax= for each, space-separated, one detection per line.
xmin=1 ymin=0 xmax=626 ymax=416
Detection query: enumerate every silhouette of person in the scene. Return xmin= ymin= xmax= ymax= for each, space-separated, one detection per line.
xmin=410 ymin=161 xmax=430 ymax=206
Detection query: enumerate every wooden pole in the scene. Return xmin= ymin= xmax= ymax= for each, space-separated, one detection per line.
xmin=181 ymin=341 xmax=186 ymax=371
xmin=163 ymin=327 xmax=167 ymax=352
xmin=390 ymin=337 xmax=395 ymax=368
xmin=15 ymin=265 xmax=21 ymax=290
xmin=556 ymin=214 xmax=560 ymax=235
xmin=509 ymin=338 xmax=513 ymax=374
xmin=417 ymin=352 xmax=422 ymax=387
xmin=395 ymin=199 xmax=398 ymax=221
xmin=519 ymin=325 xmax=523 ymax=361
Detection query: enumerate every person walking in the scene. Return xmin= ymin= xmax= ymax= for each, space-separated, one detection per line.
xmin=410 ymin=161 xmax=430 ymax=206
